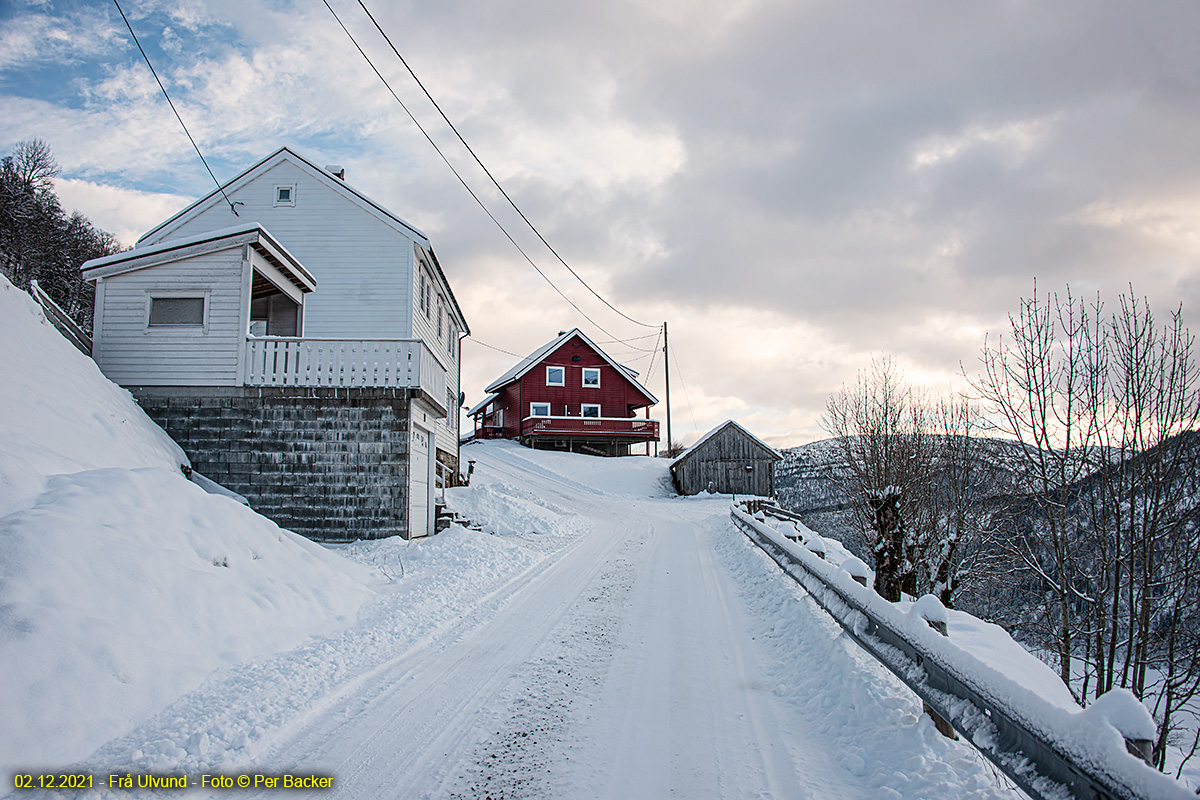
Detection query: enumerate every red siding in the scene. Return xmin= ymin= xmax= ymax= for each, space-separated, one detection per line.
xmin=492 ymin=335 xmax=654 ymax=436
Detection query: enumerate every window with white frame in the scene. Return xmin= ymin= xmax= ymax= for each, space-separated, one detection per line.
xmin=582 ymin=367 xmax=601 ymax=387
xmin=546 ymin=366 xmax=564 ymax=386
xmin=530 ymin=402 xmax=550 ymax=417
xmin=581 ymin=403 xmax=601 ymax=418
xmin=437 ymin=296 xmax=444 ymax=339
xmin=447 ymin=322 xmax=455 ymax=355
xmin=419 ymin=271 xmax=427 ymax=315
xmin=273 ymin=184 xmax=296 ymax=207
xmin=147 ymin=295 xmax=206 ymax=328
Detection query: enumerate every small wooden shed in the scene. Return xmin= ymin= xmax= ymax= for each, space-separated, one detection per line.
xmin=670 ymin=420 xmax=782 ymax=497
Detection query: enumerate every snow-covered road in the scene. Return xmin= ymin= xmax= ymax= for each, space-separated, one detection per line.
xmin=233 ymin=443 xmax=1013 ymax=799
xmin=40 ymin=441 xmax=1014 ymax=799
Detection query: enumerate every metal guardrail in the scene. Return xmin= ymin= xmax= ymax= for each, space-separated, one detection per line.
xmin=731 ymin=503 xmax=1192 ymax=800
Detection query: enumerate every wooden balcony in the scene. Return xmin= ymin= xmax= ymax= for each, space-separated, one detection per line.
xmin=520 ymin=415 xmax=659 ymax=440
xmin=243 ymin=337 xmax=447 ymax=413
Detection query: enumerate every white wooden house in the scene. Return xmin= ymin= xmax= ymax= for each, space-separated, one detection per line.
xmin=81 ymin=147 xmax=470 ymax=540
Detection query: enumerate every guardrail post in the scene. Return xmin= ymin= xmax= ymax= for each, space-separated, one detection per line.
xmin=921 ymin=616 xmax=957 ymax=740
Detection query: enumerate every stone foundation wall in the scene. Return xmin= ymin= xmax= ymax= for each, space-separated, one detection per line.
xmin=131 ymin=386 xmax=415 ymax=541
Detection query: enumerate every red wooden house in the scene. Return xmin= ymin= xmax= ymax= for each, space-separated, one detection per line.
xmin=468 ymin=328 xmax=660 ymax=456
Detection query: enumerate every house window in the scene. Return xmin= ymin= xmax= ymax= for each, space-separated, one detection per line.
xmin=546 ymin=366 xmax=564 ymax=386
xmin=148 ymin=296 xmax=205 ymax=327
xmin=530 ymin=402 xmax=550 ymax=417
xmin=419 ymin=271 xmax=427 ymax=315
xmin=582 ymin=404 xmax=601 ymax=418
xmin=437 ymin=296 xmax=444 ymax=339
xmin=447 ymin=388 xmax=456 ymax=430
xmin=274 ymin=184 xmax=296 ymax=207
xmin=423 ymin=273 xmax=431 ymax=318
xmin=447 ymin=322 xmax=455 ymax=356
xmin=582 ymin=367 xmax=601 ymax=388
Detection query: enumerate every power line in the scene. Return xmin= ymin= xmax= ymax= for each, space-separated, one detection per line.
xmin=465 ymin=336 xmax=521 ymax=358
xmin=353 ymin=0 xmax=658 ymax=331
xmin=670 ymin=345 xmax=699 ymax=436
xmin=322 ymin=0 xmax=630 ymax=342
xmin=643 ymin=326 xmax=664 ymax=385
xmin=111 ymin=0 xmax=237 ymax=216
xmin=596 ymin=332 xmax=662 ymax=344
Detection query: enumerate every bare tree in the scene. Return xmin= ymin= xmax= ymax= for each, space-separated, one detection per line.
xmin=972 ymin=282 xmax=1200 ymax=773
xmin=969 ymin=286 xmax=1102 ymax=689
xmin=0 ymin=139 xmax=119 ymax=331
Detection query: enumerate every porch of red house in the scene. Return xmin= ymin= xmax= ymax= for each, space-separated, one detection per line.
xmin=477 ymin=415 xmax=660 ymax=457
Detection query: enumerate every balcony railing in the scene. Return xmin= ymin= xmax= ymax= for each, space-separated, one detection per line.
xmin=521 ymin=415 xmax=659 ymax=439
xmin=243 ymin=338 xmax=447 ymax=408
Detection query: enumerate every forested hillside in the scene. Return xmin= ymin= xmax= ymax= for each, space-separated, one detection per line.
xmin=775 ymin=433 xmax=1200 ymax=778
xmin=0 ymin=139 xmax=121 ymax=332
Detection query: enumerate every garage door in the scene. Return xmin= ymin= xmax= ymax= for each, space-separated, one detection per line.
xmin=409 ymin=425 xmax=432 ymax=538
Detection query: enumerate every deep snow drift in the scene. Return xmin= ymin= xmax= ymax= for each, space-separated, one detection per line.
xmin=0 ymin=277 xmax=373 ymax=768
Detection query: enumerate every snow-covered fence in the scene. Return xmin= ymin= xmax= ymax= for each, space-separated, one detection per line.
xmin=731 ymin=503 xmax=1191 ymax=800
xmin=29 ymin=279 xmax=91 ymax=356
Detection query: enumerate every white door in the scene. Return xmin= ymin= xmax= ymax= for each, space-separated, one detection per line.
xmin=409 ymin=424 xmax=433 ymax=538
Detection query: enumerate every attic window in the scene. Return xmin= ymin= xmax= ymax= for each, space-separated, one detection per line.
xmin=546 ymin=366 xmax=565 ymax=386
xmin=582 ymin=368 xmax=600 ymax=387
xmin=274 ymin=184 xmax=296 ymax=207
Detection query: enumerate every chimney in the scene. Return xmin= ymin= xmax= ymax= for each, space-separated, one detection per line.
xmin=325 ymin=164 xmax=345 ymax=180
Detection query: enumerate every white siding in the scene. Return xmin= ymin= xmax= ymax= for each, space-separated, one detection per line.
xmin=142 ymin=161 xmax=414 ymax=340
xmin=141 ymin=153 xmax=463 ymax=460
xmin=411 ymin=252 xmax=460 ymax=458
xmin=93 ymin=249 xmax=246 ymax=386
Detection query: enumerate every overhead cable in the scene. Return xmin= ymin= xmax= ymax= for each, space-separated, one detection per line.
xmin=466 ymin=337 xmax=521 ymax=358
xmin=353 ymin=0 xmax=659 ymax=330
xmin=322 ymin=0 xmax=629 ymax=342
xmin=111 ymin=0 xmax=238 ymax=215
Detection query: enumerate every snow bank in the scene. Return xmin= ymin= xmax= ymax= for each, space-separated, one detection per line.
xmin=733 ymin=506 xmax=1192 ymax=799
xmin=459 ymin=440 xmax=673 ymax=500
xmin=0 ymin=279 xmax=185 ymax=515
xmin=0 ymin=276 xmax=373 ymax=768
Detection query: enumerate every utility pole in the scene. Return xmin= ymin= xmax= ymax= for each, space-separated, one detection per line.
xmin=663 ymin=321 xmax=672 ymax=456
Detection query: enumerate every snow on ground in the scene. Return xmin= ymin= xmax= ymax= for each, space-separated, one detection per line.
xmin=0 ymin=277 xmax=373 ymax=770
xmin=3 ymin=278 xmax=1177 ymax=797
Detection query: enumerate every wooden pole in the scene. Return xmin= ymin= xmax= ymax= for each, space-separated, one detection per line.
xmin=663 ymin=321 xmax=672 ymax=455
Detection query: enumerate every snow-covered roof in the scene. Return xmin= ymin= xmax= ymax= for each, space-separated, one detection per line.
xmin=671 ymin=419 xmax=783 ymax=466
xmin=467 ymin=392 xmax=499 ymax=418
xmin=81 ymin=223 xmax=316 ymax=293
xmin=482 ymin=328 xmax=658 ymax=403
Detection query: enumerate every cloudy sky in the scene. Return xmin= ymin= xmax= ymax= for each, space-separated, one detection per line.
xmin=3 ymin=0 xmax=1199 ymax=447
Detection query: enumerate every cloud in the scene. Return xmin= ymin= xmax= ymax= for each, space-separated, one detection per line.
xmin=53 ymin=178 xmax=192 ymax=247
xmin=6 ymin=0 xmax=1200 ymax=447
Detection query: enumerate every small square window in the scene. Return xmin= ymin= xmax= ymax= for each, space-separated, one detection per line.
xmin=582 ymin=368 xmax=601 ymax=387
xmin=148 ymin=296 xmax=205 ymax=327
xmin=274 ymin=184 xmax=296 ymax=207
xmin=546 ymin=366 xmax=564 ymax=386
xmin=582 ymin=404 xmax=601 ymax=418
xmin=530 ymin=402 xmax=550 ymax=417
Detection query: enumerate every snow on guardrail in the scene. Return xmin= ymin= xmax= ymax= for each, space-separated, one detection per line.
xmin=731 ymin=503 xmax=1192 ymax=800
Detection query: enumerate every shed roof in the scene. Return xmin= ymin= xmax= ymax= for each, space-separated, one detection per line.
xmin=81 ymin=223 xmax=316 ymax=293
xmin=467 ymin=392 xmax=500 ymax=418
xmin=482 ymin=327 xmax=658 ymax=403
xmin=671 ymin=419 xmax=783 ymax=466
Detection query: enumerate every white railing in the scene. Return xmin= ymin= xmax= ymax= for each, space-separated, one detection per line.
xmin=243 ymin=338 xmax=446 ymax=401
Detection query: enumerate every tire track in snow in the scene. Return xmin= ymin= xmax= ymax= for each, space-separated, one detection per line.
xmin=437 ymin=528 xmax=648 ymax=799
